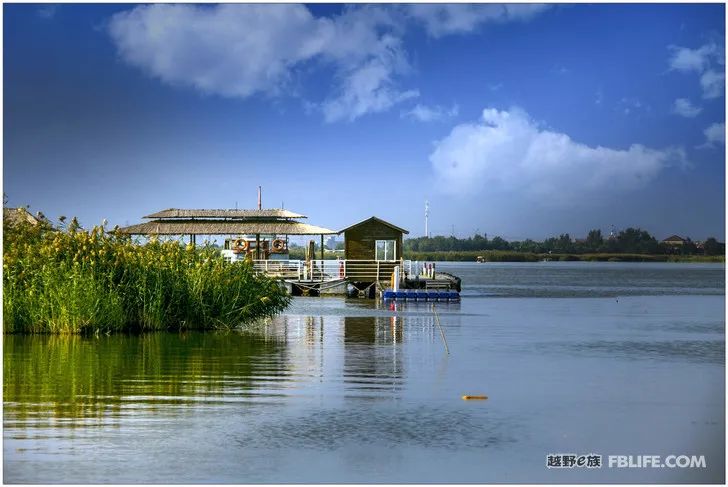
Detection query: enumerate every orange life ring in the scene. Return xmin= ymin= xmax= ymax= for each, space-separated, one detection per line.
xmin=233 ymin=239 xmax=249 ymax=252
xmin=272 ymin=239 xmax=286 ymax=252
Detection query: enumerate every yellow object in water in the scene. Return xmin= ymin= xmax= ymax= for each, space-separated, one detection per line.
xmin=462 ymin=395 xmax=488 ymax=400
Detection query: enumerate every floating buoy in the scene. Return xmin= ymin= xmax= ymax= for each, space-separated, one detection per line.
xmin=462 ymin=395 xmax=488 ymax=401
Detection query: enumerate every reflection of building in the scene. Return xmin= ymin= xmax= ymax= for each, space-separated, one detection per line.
xmin=343 ymin=316 xmax=404 ymax=391
xmin=344 ymin=316 xmax=404 ymax=345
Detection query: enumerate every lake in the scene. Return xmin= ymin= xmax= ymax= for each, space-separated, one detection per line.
xmin=3 ymin=262 xmax=725 ymax=483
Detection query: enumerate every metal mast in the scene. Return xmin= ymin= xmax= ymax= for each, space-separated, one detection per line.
xmin=425 ymin=200 xmax=429 ymax=238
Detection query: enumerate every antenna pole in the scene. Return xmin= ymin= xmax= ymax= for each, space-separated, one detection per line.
xmin=258 ymin=186 xmax=262 ymax=210
xmin=425 ymin=200 xmax=429 ymax=238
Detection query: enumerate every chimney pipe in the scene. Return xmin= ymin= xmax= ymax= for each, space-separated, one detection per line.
xmin=257 ymin=186 xmax=262 ymax=210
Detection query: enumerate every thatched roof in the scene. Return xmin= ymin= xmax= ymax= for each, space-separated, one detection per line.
xmin=339 ymin=216 xmax=409 ymax=234
xmin=143 ymin=208 xmax=306 ymax=219
xmin=118 ymin=219 xmax=336 ymax=236
xmin=3 ymin=207 xmax=49 ymax=227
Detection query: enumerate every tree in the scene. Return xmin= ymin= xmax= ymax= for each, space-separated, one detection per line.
xmin=703 ymin=237 xmax=724 ymax=256
xmin=490 ymin=236 xmax=510 ymax=250
xmin=615 ymin=228 xmax=658 ymax=254
xmin=586 ymin=229 xmax=603 ymax=250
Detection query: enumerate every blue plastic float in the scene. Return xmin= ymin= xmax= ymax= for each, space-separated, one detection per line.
xmin=382 ymin=289 xmax=460 ymax=301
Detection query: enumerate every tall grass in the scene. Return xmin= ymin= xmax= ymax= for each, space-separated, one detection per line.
xmin=3 ymin=219 xmax=290 ymax=334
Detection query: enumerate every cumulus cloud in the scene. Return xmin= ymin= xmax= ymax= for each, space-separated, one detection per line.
xmin=107 ymin=4 xmax=553 ymax=122
xmin=700 ymin=70 xmax=725 ymax=99
xmin=672 ymin=98 xmax=702 ymax=117
xmin=407 ymin=4 xmax=550 ymax=37
xmin=108 ymin=4 xmax=416 ymax=122
xmin=430 ymin=107 xmax=685 ymax=200
xmin=668 ymin=41 xmax=725 ymax=99
xmin=701 ymin=122 xmax=725 ymax=148
xmin=668 ymin=43 xmax=719 ymax=72
xmin=401 ymin=103 xmax=459 ymax=122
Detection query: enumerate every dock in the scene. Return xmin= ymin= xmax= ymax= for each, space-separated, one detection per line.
xmin=118 ymin=194 xmax=461 ymax=299
xmin=249 ymin=258 xmax=460 ymax=298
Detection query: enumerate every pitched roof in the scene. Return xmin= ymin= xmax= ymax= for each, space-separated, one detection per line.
xmin=118 ymin=219 xmax=336 ymax=236
xmin=338 ymin=216 xmax=409 ymax=235
xmin=143 ymin=208 xmax=307 ymax=219
xmin=662 ymin=235 xmax=686 ymax=242
xmin=3 ymin=207 xmax=49 ymax=226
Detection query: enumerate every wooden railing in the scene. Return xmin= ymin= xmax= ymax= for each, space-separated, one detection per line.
xmin=250 ymin=259 xmax=410 ymax=282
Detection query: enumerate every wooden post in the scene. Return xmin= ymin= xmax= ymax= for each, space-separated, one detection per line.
xmin=320 ymin=234 xmax=324 ymax=261
xmin=256 ymin=234 xmax=261 ymax=260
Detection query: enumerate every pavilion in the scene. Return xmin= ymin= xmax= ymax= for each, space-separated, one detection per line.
xmin=117 ymin=208 xmax=337 ymax=259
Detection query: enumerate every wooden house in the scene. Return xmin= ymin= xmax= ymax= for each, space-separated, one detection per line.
xmin=340 ymin=216 xmax=409 ymax=261
xmin=339 ymin=217 xmax=408 ymax=283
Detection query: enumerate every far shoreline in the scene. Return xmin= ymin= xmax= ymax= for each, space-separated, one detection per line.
xmin=290 ymin=249 xmax=725 ymax=264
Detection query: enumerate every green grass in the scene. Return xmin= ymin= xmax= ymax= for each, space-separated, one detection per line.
xmin=3 ymin=219 xmax=290 ymax=334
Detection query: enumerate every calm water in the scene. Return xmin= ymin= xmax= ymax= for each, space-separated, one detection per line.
xmin=4 ymin=262 xmax=725 ymax=483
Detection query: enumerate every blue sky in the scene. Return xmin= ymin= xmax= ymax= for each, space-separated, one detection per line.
xmin=4 ymin=3 xmax=725 ymax=240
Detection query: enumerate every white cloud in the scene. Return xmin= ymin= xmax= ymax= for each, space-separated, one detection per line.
xmin=668 ymin=41 xmax=725 ymax=99
xmin=700 ymin=69 xmax=725 ymax=99
xmin=672 ymin=98 xmax=702 ymax=117
xmin=430 ymin=107 xmax=685 ymax=201
xmin=37 ymin=5 xmax=58 ymax=19
xmin=702 ymin=122 xmax=725 ymax=147
xmin=668 ymin=43 xmax=719 ymax=72
xmin=401 ymin=103 xmax=459 ymax=122
xmin=407 ymin=4 xmax=550 ymax=37
xmin=108 ymin=4 xmax=416 ymax=122
xmin=107 ymin=4 xmax=553 ymax=122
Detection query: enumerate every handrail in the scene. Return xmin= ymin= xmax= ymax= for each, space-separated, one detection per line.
xmin=248 ymin=259 xmax=411 ymax=282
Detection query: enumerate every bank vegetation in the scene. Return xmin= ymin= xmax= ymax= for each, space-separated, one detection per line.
xmin=3 ymin=217 xmax=290 ymax=334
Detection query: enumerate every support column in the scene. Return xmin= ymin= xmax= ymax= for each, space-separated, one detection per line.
xmin=320 ymin=234 xmax=324 ymax=261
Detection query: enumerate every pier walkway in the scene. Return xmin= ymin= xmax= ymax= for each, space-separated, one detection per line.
xmin=248 ymin=259 xmax=458 ymax=297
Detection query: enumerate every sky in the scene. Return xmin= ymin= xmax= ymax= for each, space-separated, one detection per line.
xmin=4 ymin=3 xmax=726 ymax=241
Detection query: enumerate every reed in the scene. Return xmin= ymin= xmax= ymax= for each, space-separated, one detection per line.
xmin=3 ymin=219 xmax=290 ymax=334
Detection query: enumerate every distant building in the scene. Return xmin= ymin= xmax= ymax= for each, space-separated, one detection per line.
xmin=662 ymin=235 xmax=686 ymax=246
xmin=325 ymin=235 xmax=340 ymax=250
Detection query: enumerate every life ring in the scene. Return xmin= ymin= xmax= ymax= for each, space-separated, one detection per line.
xmin=233 ymin=239 xmax=249 ymax=253
xmin=271 ymin=239 xmax=286 ymax=252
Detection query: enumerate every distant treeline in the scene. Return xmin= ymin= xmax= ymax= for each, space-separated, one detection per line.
xmin=404 ymin=228 xmax=725 ymax=257
xmin=404 ymin=250 xmax=724 ymax=263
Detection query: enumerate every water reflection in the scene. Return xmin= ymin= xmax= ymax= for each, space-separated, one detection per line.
xmin=343 ymin=316 xmax=404 ymax=395
xmin=6 ymin=282 xmax=722 ymax=483
xmin=3 ymin=332 xmax=287 ymax=429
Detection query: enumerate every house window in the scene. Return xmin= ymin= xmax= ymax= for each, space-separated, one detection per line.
xmin=375 ymin=240 xmax=396 ymax=260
